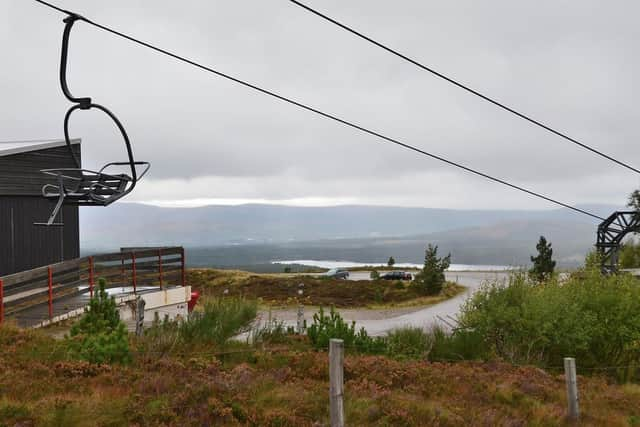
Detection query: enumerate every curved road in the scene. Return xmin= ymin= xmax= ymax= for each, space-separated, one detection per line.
xmin=261 ymin=271 xmax=508 ymax=336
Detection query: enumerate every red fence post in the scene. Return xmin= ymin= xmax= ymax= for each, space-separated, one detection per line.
xmin=121 ymin=253 xmax=125 ymax=287
xmin=158 ymin=248 xmax=163 ymax=289
xmin=48 ymin=266 xmax=53 ymax=319
xmin=132 ymin=252 xmax=137 ymax=293
xmin=89 ymin=256 xmax=95 ymax=298
xmin=181 ymin=247 xmax=186 ymax=287
xmin=0 ymin=279 xmax=4 ymax=325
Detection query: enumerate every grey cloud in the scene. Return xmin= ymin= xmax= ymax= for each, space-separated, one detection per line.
xmin=2 ymin=0 xmax=639 ymax=210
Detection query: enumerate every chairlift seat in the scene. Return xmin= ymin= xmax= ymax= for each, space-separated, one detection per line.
xmin=37 ymin=161 xmax=149 ymax=225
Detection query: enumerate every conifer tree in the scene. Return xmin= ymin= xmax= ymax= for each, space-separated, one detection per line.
xmin=387 ymin=256 xmax=396 ymax=267
xmin=529 ymin=236 xmax=556 ymax=282
xmin=67 ymin=278 xmax=131 ymax=364
xmin=413 ymin=244 xmax=451 ymax=295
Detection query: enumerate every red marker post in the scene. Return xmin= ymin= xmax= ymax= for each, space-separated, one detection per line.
xmin=158 ymin=249 xmax=163 ymax=289
xmin=0 ymin=279 xmax=4 ymax=325
xmin=48 ymin=266 xmax=53 ymax=319
xmin=88 ymin=256 xmax=95 ymax=298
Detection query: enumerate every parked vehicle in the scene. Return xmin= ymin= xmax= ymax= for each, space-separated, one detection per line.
xmin=325 ymin=268 xmax=350 ymax=279
xmin=380 ymin=271 xmax=412 ymax=281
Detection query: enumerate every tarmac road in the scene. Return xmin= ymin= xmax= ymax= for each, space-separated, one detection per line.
xmin=259 ymin=270 xmax=509 ymax=336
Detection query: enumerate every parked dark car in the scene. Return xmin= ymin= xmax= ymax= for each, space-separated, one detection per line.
xmin=325 ymin=268 xmax=350 ymax=279
xmin=380 ymin=271 xmax=412 ymax=281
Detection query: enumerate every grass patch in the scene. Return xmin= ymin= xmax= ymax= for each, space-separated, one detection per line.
xmin=188 ymin=269 xmax=465 ymax=309
xmin=365 ymin=282 xmax=466 ymax=309
xmin=137 ymin=297 xmax=258 ymax=358
xmin=180 ymin=297 xmax=257 ymax=346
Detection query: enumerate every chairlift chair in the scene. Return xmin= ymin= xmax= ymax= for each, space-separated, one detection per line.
xmin=36 ymin=14 xmax=150 ymax=226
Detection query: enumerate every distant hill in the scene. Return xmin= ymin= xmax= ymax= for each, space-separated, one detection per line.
xmin=80 ymin=203 xmax=619 ymax=267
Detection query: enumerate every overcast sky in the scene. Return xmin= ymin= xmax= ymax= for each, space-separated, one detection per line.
xmin=2 ymin=0 xmax=639 ymax=211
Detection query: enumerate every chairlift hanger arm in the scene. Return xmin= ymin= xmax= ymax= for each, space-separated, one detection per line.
xmin=60 ymin=14 xmax=91 ymax=108
xmin=35 ymin=6 xmax=151 ymax=227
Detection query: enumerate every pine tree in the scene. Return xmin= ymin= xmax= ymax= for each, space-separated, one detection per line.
xmin=529 ymin=236 xmax=556 ymax=283
xmin=67 ymin=278 xmax=131 ymax=364
xmin=628 ymin=189 xmax=640 ymax=212
xmin=387 ymin=256 xmax=396 ymax=267
xmin=413 ymin=244 xmax=451 ymax=295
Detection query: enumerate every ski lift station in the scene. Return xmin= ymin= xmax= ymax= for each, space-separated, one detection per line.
xmin=0 ymin=139 xmax=81 ymax=276
xmin=0 ymin=139 xmax=194 ymax=328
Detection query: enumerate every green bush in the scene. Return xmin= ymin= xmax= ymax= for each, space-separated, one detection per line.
xmin=307 ymin=307 xmax=385 ymax=353
xmin=459 ymin=270 xmax=640 ymax=377
xmin=370 ymin=270 xmax=380 ymax=280
xmin=66 ymin=278 xmax=130 ymax=364
xmin=179 ymin=297 xmax=257 ymax=347
xmin=619 ymin=242 xmax=640 ymax=269
xmin=427 ymin=325 xmax=488 ymax=361
xmin=386 ymin=326 xmax=429 ymax=359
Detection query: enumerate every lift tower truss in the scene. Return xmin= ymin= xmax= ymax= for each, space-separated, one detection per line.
xmin=596 ymin=211 xmax=640 ymax=274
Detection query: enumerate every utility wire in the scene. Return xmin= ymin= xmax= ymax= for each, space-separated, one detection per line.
xmin=288 ymin=0 xmax=640 ymax=176
xmin=33 ymin=0 xmax=605 ymax=221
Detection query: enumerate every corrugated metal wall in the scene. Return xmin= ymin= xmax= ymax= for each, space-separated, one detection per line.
xmin=0 ymin=145 xmax=80 ymax=276
xmin=0 ymin=145 xmax=80 ymax=195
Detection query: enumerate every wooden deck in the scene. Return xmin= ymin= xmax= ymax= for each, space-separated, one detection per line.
xmin=0 ymin=246 xmax=186 ymax=328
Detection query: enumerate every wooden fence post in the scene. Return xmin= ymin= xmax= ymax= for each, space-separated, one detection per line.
xmin=48 ymin=266 xmax=53 ymax=319
xmin=564 ymin=357 xmax=579 ymax=420
xmin=135 ymin=296 xmax=146 ymax=337
xmin=0 ymin=279 xmax=4 ymax=325
xmin=158 ymin=248 xmax=163 ymax=289
xmin=330 ymin=339 xmax=345 ymax=427
xmin=89 ymin=256 xmax=95 ymax=298
xmin=132 ymin=252 xmax=137 ymax=293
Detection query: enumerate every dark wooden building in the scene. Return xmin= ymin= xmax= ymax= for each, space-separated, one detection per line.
xmin=0 ymin=140 xmax=81 ymax=276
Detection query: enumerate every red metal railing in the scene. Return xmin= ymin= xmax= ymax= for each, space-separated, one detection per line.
xmin=0 ymin=279 xmax=4 ymax=324
xmin=88 ymin=256 xmax=95 ymax=298
xmin=158 ymin=248 xmax=163 ymax=289
xmin=181 ymin=247 xmax=186 ymax=287
xmin=48 ymin=266 xmax=53 ymax=319
xmin=0 ymin=246 xmax=186 ymax=327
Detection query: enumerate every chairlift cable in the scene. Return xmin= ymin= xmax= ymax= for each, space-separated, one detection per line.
xmin=288 ymin=0 xmax=640 ymax=176
xmin=33 ymin=0 xmax=605 ymax=221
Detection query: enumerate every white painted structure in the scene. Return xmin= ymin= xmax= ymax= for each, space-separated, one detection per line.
xmin=32 ymin=286 xmax=192 ymax=329
xmin=118 ymin=286 xmax=192 ymax=324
